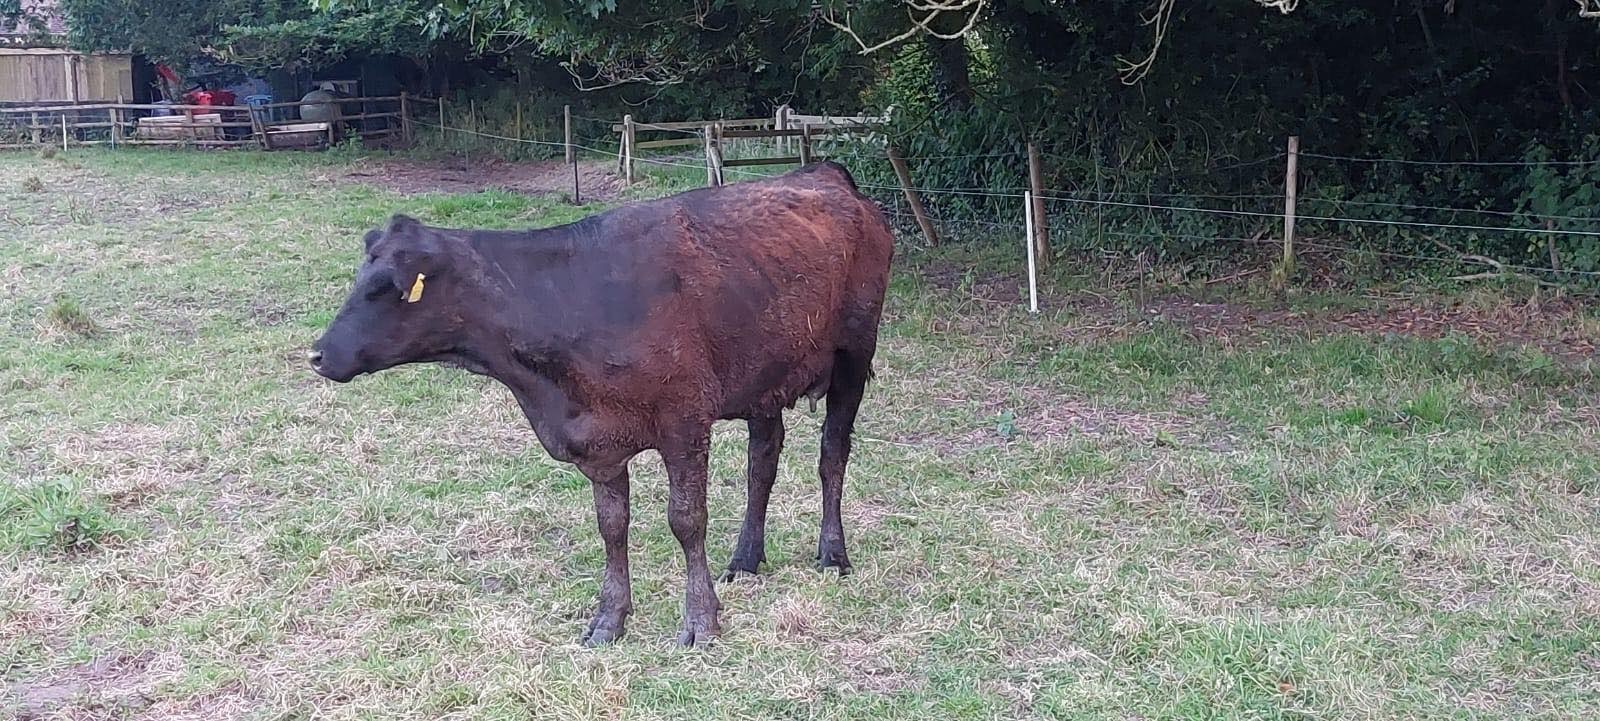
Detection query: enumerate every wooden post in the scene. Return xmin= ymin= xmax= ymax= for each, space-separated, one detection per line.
xmin=622 ymin=114 xmax=635 ymax=184
xmin=563 ymin=105 xmax=573 ymax=164
xmin=400 ymin=92 xmax=413 ymax=145
xmin=1027 ymin=142 xmax=1051 ymax=270
xmin=886 ymin=146 xmax=939 ymax=247
xmin=249 ymin=101 xmax=268 ymax=149
xmin=108 ymin=106 xmax=118 ymax=148
xmin=798 ymin=123 xmax=813 ymax=165
xmin=31 ymin=112 xmax=40 ymax=144
xmin=704 ymin=124 xmax=717 ymax=187
xmin=438 ymin=96 xmax=446 ymax=133
xmin=776 ymin=104 xmax=790 ymax=154
xmin=1281 ymin=135 xmax=1299 ymax=280
xmin=711 ymin=124 xmax=726 ymax=186
xmin=64 ymin=55 xmax=79 ymax=102
xmin=61 ymin=113 xmax=68 ymax=151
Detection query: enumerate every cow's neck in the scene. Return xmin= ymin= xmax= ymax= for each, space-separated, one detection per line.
xmin=449 ymin=304 xmax=603 ymax=464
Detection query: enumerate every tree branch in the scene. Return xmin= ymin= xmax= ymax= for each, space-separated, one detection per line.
xmin=820 ymin=0 xmax=986 ymax=55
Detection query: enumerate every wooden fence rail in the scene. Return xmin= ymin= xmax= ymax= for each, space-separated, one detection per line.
xmin=0 ymin=94 xmax=416 ymax=150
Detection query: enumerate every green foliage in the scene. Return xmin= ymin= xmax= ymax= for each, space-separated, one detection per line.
xmin=1515 ymin=138 xmax=1600 ymax=274
xmin=217 ymin=4 xmax=434 ymax=74
xmin=57 ymin=0 xmax=313 ymax=71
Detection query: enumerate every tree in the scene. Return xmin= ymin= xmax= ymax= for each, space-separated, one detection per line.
xmin=55 ymin=0 xmax=313 ymax=70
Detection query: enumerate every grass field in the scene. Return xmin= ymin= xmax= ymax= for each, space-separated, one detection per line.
xmin=3 ymin=148 xmax=1599 ymax=720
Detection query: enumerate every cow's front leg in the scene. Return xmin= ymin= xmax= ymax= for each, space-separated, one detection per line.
xmin=662 ymin=431 xmax=721 ymax=646
xmin=580 ymin=462 xmax=632 ymax=646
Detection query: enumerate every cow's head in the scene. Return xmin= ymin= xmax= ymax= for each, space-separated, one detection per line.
xmin=309 ymin=214 xmax=471 ymax=382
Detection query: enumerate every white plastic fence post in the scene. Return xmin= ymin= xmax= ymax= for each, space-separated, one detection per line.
xmin=1024 ymin=191 xmax=1039 ymax=314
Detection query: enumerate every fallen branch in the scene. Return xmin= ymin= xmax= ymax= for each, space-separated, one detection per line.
xmin=1432 ymin=239 xmax=1566 ymax=288
xmin=1205 ymin=267 xmax=1265 ymax=285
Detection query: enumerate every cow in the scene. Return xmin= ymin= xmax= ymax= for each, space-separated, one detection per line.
xmin=308 ymin=161 xmax=894 ymax=646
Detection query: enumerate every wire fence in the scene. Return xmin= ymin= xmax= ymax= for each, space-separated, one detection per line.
xmin=291 ymin=112 xmax=1600 ymax=287
xmin=412 ymin=114 xmax=1600 ymax=284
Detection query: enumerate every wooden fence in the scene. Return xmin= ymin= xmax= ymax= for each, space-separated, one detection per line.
xmin=611 ymin=104 xmax=889 ymax=184
xmin=0 ymin=94 xmax=416 ymax=150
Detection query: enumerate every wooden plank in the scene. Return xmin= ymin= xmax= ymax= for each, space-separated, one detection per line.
xmin=634 ymin=137 xmax=703 ymax=150
xmin=721 ymin=156 xmax=808 ymax=168
xmin=718 ymin=128 xmax=807 ymax=140
xmin=610 ymin=118 xmax=773 ymax=132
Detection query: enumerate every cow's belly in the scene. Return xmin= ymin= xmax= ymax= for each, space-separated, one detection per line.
xmin=713 ymin=338 xmax=835 ymax=420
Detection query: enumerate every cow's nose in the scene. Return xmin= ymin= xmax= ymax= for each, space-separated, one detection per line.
xmin=307 ymin=349 xmax=323 ymax=368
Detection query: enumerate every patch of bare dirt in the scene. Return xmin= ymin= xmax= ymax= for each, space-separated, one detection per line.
xmin=9 ymin=653 xmax=162 ymax=720
xmin=1131 ymin=294 xmax=1599 ymax=363
xmin=916 ymin=258 xmax=1600 ymax=364
xmin=336 ymin=157 xmax=624 ymax=201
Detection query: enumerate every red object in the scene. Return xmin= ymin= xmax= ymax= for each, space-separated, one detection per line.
xmin=181 ymin=89 xmax=238 ymax=107
xmin=156 ymin=65 xmax=181 ymax=84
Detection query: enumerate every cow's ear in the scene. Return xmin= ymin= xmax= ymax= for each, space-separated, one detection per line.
xmin=383 ymin=219 xmax=444 ymax=302
xmin=389 ymin=247 xmax=438 ymax=303
xmin=386 ymin=214 xmax=423 ymax=237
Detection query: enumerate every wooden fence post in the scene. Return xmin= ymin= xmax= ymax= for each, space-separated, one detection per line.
xmin=108 ymin=106 xmax=118 ymax=149
xmin=563 ymin=105 xmax=573 ymax=164
xmin=438 ymin=96 xmax=446 ymax=134
xmin=1027 ymin=141 xmax=1051 ymax=270
xmin=1281 ymin=135 xmax=1300 ymax=281
xmin=887 ymin=146 xmax=939 ymax=247
xmin=565 ymin=104 xmax=579 ymax=204
xmin=30 ymin=112 xmax=40 ymax=144
xmin=703 ymin=124 xmax=717 ymax=187
xmin=798 ymin=123 xmax=813 ymax=165
xmin=622 ymin=114 xmax=635 ymax=184
xmin=399 ymin=92 xmax=413 ymax=145
xmin=776 ymin=104 xmax=790 ymax=154
xmin=61 ymin=113 xmax=68 ymax=151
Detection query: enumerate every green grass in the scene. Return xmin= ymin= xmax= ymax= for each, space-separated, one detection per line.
xmin=2 ymin=148 xmax=1598 ymax=720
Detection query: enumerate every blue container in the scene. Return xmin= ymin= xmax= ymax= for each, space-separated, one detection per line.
xmin=244 ymin=94 xmax=274 ymax=122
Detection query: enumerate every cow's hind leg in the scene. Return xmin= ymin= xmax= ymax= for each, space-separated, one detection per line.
xmin=580 ymin=462 xmax=632 ymax=646
xmin=817 ymin=350 xmax=870 ymax=574
xmin=724 ymin=414 xmax=784 ymax=581
xmin=663 ymin=430 xmax=721 ymax=646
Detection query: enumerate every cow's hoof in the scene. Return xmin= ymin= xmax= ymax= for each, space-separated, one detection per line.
xmin=720 ymin=556 xmax=765 ymax=582
xmin=582 ymin=619 xmax=626 ymax=647
xmin=816 ymin=545 xmax=853 ymax=576
xmin=676 ymin=619 xmax=720 ymax=647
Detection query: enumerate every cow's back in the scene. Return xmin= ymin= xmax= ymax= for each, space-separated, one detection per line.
xmin=603 ymin=163 xmax=892 ymax=420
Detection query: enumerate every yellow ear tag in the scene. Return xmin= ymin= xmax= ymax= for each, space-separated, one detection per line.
xmin=405 ymin=273 xmax=426 ymax=303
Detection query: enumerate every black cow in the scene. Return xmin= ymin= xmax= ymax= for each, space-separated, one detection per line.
xmin=309 ymin=162 xmax=894 ymax=645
